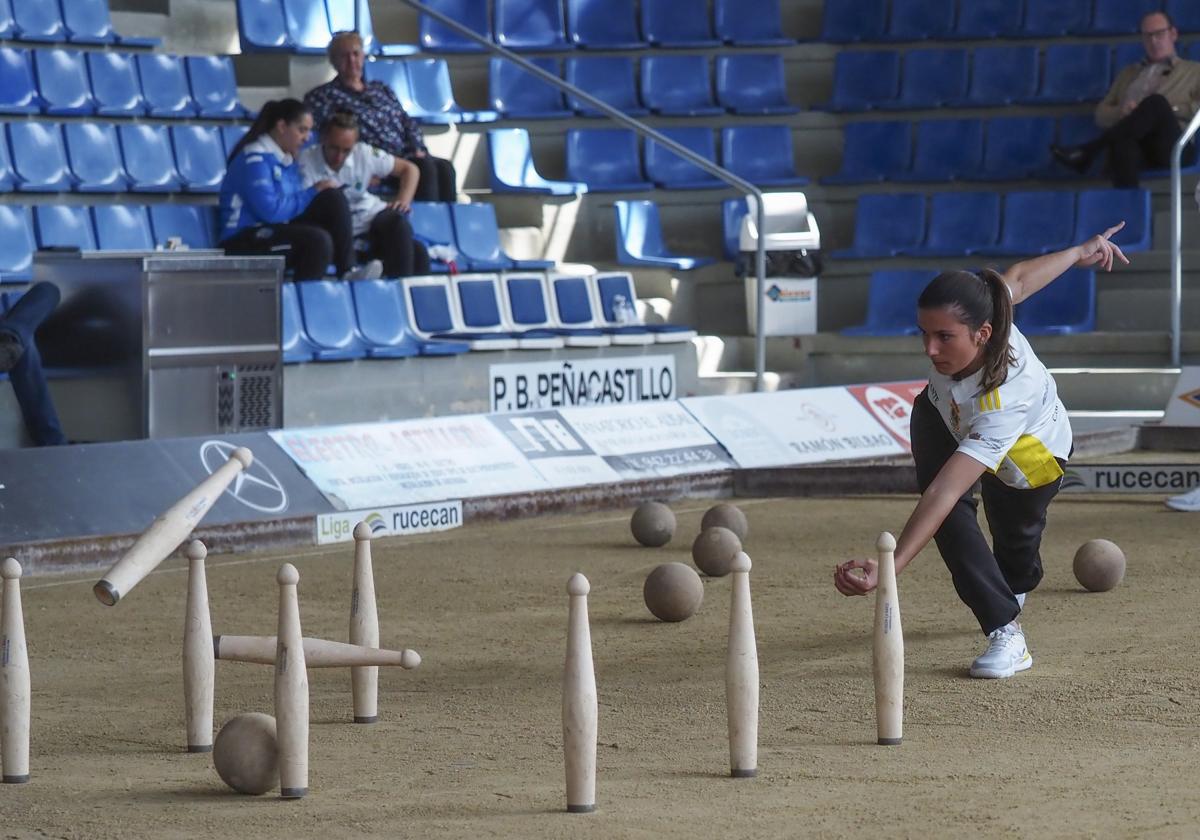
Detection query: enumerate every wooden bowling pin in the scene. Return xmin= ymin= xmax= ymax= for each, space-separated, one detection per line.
xmin=214 ymin=635 xmax=420 ymax=669
xmin=349 ymin=522 xmax=380 ymax=724
xmin=183 ymin=540 xmax=214 ymax=753
xmin=95 ymin=447 xmax=253 ymax=606
xmin=274 ymin=563 xmax=309 ymax=798
xmin=1 ymin=558 xmax=29 ymax=783
xmin=726 ymin=551 xmax=758 ymax=778
xmin=562 ymin=573 xmax=596 ymax=814
xmin=873 ymin=532 xmax=904 ymax=746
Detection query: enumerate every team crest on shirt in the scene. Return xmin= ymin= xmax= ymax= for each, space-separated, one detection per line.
xmin=273 ymin=166 xmax=282 ymax=180
xmin=949 ymin=400 xmax=961 ymax=434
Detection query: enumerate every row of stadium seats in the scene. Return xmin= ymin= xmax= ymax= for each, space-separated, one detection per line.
xmin=236 ymin=0 xmax=412 ymax=56
xmin=832 ymin=188 xmax=1150 ymax=260
xmin=283 ymin=272 xmax=694 ymax=363
xmin=822 ymin=0 xmax=1196 ymax=43
xmin=0 ymin=49 xmax=247 ymax=118
xmin=828 ymin=43 xmax=1200 ymax=112
xmin=0 ymin=0 xmax=158 ymax=46
xmin=488 ymin=125 xmax=807 ymax=194
xmin=847 ymin=268 xmax=1097 ymax=336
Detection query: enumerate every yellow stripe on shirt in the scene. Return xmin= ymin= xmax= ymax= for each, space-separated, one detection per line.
xmin=1005 ymin=434 xmax=1065 ymax=489
xmin=977 ymin=390 xmax=1002 ymax=412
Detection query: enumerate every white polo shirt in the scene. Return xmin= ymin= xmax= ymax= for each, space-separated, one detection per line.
xmin=299 ymin=142 xmax=395 ymax=236
xmin=925 ymin=323 xmax=1072 ymax=489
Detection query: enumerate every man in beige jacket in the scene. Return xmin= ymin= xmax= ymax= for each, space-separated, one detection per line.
xmin=1052 ymin=10 xmax=1200 ymax=188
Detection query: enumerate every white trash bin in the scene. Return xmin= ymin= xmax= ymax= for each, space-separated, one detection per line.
xmin=737 ymin=193 xmax=821 ymax=336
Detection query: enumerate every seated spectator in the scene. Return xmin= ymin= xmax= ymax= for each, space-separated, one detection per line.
xmin=304 ymin=31 xmax=458 ymax=203
xmin=218 ymin=98 xmax=382 ymax=281
xmin=1052 ymin=11 xmax=1200 ymax=188
xmin=299 ymin=111 xmax=430 ymax=278
xmin=0 ymin=282 xmax=66 ymax=446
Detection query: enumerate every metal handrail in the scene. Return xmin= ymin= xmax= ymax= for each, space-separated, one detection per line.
xmin=1169 ymin=109 xmax=1200 ymax=368
xmin=393 ymin=0 xmax=771 ymax=391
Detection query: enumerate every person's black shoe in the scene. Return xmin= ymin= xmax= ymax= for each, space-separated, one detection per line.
xmin=1051 ymin=144 xmax=1090 ymax=174
xmin=0 ymin=331 xmax=25 ymax=373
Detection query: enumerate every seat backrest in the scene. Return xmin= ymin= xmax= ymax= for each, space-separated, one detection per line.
xmin=644 ymin=126 xmax=717 ymax=186
xmin=0 ymin=0 xmax=13 ymax=40
xmin=350 ymin=279 xmax=418 ymax=346
xmin=454 ymin=274 xmax=507 ymax=330
xmin=862 ymin=271 xmax=935 ymax=331
xmin=954 ymin=0 xmax=1021 ymax=38
xmin=490 ymin=56 xmax=564 ymax=115
xmin=63 ymin=121 xmax=126 ymax=191
xmin=449 ymin=203 xmax=506 ymax=263
xmin=35 ymin=204 xmax=96 ymax=249
xmin=237 ymin=0 xmax=290 ymax=50
xmin=887 ymin=0 xmax=955 ymax=40
xmin=119 ymin=123 xmax=181 ymax=190
xmin=0 ymin=205 xmax=34 ymax=278
xmin=488 ymin=128 xmax=540 ymax=188
xmin=406 ymin=277 xmax=457 ymax=334
xmin=171 ymin=125 xmax=226 ymax=190
xmin=715 ymin=54 xmax=791 ymax=111
xmin=1040 ymin=43 xmax=1111 ymax=102
xmin=404 ymin=58 xmax=460 ymax=119
xmin=721 ymin=198 xmax=747 ymax=260
xmin=33 ymin=47 xmax=95 ymax=114
xmin=924 ymin=192 xmax=1001 ymax=252
xmin=149 ymin=204 xmax=215 ymax=249
xmin=898 ymin=47 xmax=968 ymax=105
xmin=615 ymin=199 xmax=666 ymax=261
xmin=820 ymin=0 xmax=888 ymax=42
xmin=998 ymin=190 xmax=1076 ymax=252
xmin=136 ymin=53 xmax=196 ymax=117
xmin=280 ymin=0 xmax=332 ymax=51
xmin=13 ymin=1 xmax=66 ymax=41
xmin=566 ymin=0 xmax=642 ymax=48
xmin=325 ymin=0 xmax=379 ymax=55
xmin=721 ymin=124 xmax=796 ymax=181
xmin=87 ymin=51 xmax=144 ymax=115
xmin=1022 ymin=0 xmax=1091 ymax=36
xmin=714 ymin=0 xmax=786 ymax=43
xmin=93 ymin=204 xmax=154 ymax=250
xmin=1075 ymin=188 xmax=1151 ymax=251
xmin=295 ymin=280 xmax=363 ymax=352
xmin=409 ymin=201 xmax=455 ymax=247
xmin=1166 ymin=0 xmax=1200 ymax=33
xmin=61 ymin=0 xmax=115 ymax=42
xmin=593 ymin=271 xmax=641 ymax=325
xmin=185 ymin=56 xmax=242 ymax=117
xmin=831 ymin=50 xmax=900 ymax=109
xmin=564 ymin=56 xmax=641 ymax=113
xmin=420 ymin=0 xmax=491 ymax=51
xmin=851 ymin=193 xmax=926 ymax=253
xmin=911 ymin=118 xmax=984 ymax=177
xmin=835 ymin=120 xmax=912 ymax=180
xmin=9 ymin=121 xmax=73 ymax=190
xmin=504 ymin=274 xmax=553 ymax=328
xmin=363 ymin=59 xmax=416 ymax=112
xmin=640 ymin=0 xmax=716 ymax=45
xmin=0 ymin=47 xmax=40 ymax=112
xmin=1093 ymin=0 xmax=1160 ymax=34
xmin=966 ymin=45 xmax=1037 ymax=105
xmin=981 ymin=116 xmax=1056 ymax=176
xmin=279 ymin=281 xmax=310 ymax=361
xmin=641 ymin=55 xmax=714 ymax=113
xmin=1016 ymin=268 xmax=1095 ymax=334
xmin=0 ymin=123 xmax=13 ymax=190
xmin=494 ymin=0 xmax=567 ymax=49
xmin=566 ymin=128 xmax=644 ymax=184
xmin=550 ymin=273 xmax=599 ymax=326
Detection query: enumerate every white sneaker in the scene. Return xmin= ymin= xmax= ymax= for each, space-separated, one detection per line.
xmin=1166 ymin=486 xmax=1200 ymax=512
xmin=344 ymin=259 xmax=384 ymax=281
xmin=970 ymin=622 xmax=1033 ymax=679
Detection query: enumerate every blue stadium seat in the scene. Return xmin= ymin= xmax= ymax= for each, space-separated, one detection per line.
xmin=363 ymin=59 xmax=418 ymax=115
xmin=489 ymin=57 xmax=570 ymax=119
xmin=979 ymin=190 xmax=1077 ymax=256
xmin=645 ymin=127 xmax=722 ymax=189
xmin=1112 ymin=42 xmax=1147 ymax=79
xmin=149 ymin=204 xmax=215 ymax=249
xmin=13 ymin=1 xmax=66 ymax=41
xmin=1021 ymin=0 xmax=1091 ymax=37
xmin=280 ymin=0 xmax=333 ymax=54
xmin=640 ymin=0 xmax=720 ymax=47
xmin=185 ymin=56 xmax=246 ymax=119
xmin=565 ymin=129 xmax=654 ymax=192
xmin=87 ymin=51 xmax=145 ymax=116
xmin=1093 ymin=0 xmax=1161 ymax=35
xmin=1016 ymin=268 xmax=1095 ymax=335
xmin=172 ymin=125 xmax=226 ymax=193
xmin=1167 ymin=0 xmax=1200 ymax=33
xmin=9 ymin=122 xmax=74 ymax=191
xmin=885 ymin=48 xmax=968 ymax=110
xmin=488 ymin=128 xmax=585 ymax=195
xmin=236 ymin=0 xmax=291 ymax=51
xmin=1027 ymin=44 xmax=1111 ymax=104
xmin=221 ymin=125 xmax=249 ymax=159
xmin=403 ymin=275 xmax=519 ymax=350
xmin=294 ymin=280 xmax=373 ymax=360
xmin=451 ymin=203 xmax=553 ymax=271
xmin=1075 ymin=189 xmax=1152 ymax=252
xmin=842 ymin=271 xmax=934 ymax=336
xmin=830 ymin=193 xmax=926 ymax=259
xmin=884 ymin=0 xmax=956 ymax=41
xmin=969 ymin=116 xmax=1056 ymax=181
xmin=33 ymin=48 xmax=95 ymax=114
xmin=420 ymin=0 xmax=492 ymax=52
xmin=584 ymin=272 xmax=653 ymax=345
xmin=900 ymin=192 xmax=1001 ymax=257
xmin=549 ymin=273 xmax=617 ymax=339
xmin=0 ymin=1 xmax=13 ymax=40
xmin=60 ymin=0 xmax=118 ymax=43
xmin=614 ymin=200 xmax=716 ymax=270
xmin=326 ymin=0 xmax=415 ymax=57
xmin=0 ymin=47 xmax=41 ymax=114
xmin=93 ymin=204 xmax=154 ymax=251
xmin=954 ymin=0 xmax=1021 ymax=38
xmin=1050 ymin=113 xmax=1105 ymax=177
xmin=640 ymin=55 xmax=723 ymax=117
xmin=280 ymin=282 xmax=318 ymax=363
xmin=714 ymin=0 xmax=792 ymax=45
xmin=720 ymin=125 xmax=808 ymax=187
xmin=405 ymin=57 xmax=496 ymax=123
xmin=820 ymin=0 xmax=888 ymax=43
xmin=501 ymin=273 xmax=609 ymax=347
xmin=0 ymin=205 xmax=35 ymax=281
xmin=721 ymin=198 xmax=747 ymax=260
xmin=828 ymin=50 xmax=900 ymax=111
xmin=715 ymin=54 xmax=799 ymax=115
xmin=455 ymin=274 xmax=562 ymax=349
xmin=350 ymin=279 xmax=468 ymax=357
xmin=494 ymin=0 xmax=569 ymax=51
xmin=959 ymin=46 xmax=1038 ymax=107
xmin=64 ymin=122 xmax=129 ymax=192
xmin=136 ymin=53 xmax=198 ymax=117
xmin=567 ymin=0 xmax=645 ymax=49
xmin=0 ymin=126 xmax=14 ymax=190
xmin=409 ymin=201 xmax=455 ymax=272
xmin=565 ymin=56 xmax=648 ymax=117
xmin=119 ymin=124 xmax=182 ymax=192
xmin=34 ymin=205 xmax=96 ymax=250
xmin=593 ymin=271 xmax=695 ymax=342
xmin=824 ymin=121 xmax=912 ymax=184
xmin=895 ymin=118 xmax=983 ymax=182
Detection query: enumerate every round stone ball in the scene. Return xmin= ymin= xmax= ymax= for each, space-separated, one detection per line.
xmin=1072 ymin=539 xmax=1126 ymax=592
xmin=631 ymin=501 xmax=676 ymax=547
xmin=643 ymin=562 xmax=703 ymax=622
xmin=701 ymin=503 xmax=748 ymax=541
xmin=213 ymin=713 xmax=279 ymax=795
xmin=691 ymin=526 xmax=743 ymax=577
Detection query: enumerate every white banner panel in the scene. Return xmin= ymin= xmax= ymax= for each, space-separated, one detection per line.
xmin=1061 ymin=464 xmax=1200 ymax=494
xmin=269 ymin=417 xmax=548 ymax=509
xmin=1162 ymin=367 xmax=1198 ymax=426
xmin=489 ymin=355 xmax=676 ymax=413
xmin=487 ymin=411 xmax=622 ymax=487
xmin=681 ymin=388 xmax=906 ymax=468
xmin=558 ymin=402 xmax=735 ymax=478
xmin=315 ymin=501 xmax=464 ymax=545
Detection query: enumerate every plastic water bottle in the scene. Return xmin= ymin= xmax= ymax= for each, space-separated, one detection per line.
xmin=613 ymin=294 xmax=637 ymax=324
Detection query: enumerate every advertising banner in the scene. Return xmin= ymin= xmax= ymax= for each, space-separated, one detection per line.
xmin=487 ymin=411 xmax=622 ymax=488
xmin=1061 ymin=464 xmax=1200 ymax=494
xmin=489 ymin=355 xmax=676 ymax=413
xmin=845 ymin=381 xmax=927 ymax=450
xmin=315 ymin=500 xmax=464 ymax=545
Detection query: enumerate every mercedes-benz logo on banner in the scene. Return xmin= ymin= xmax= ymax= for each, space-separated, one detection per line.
xmin=200 ymin=440 xmax=289 ymax=514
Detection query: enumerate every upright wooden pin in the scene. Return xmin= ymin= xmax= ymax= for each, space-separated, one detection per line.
xmin=183 ymin=540 xmax=214 ymax=753
xmin=873 ymin=531 xmax=903 ymax=746
xmin=726 ymin=551 xmax=758 ymax=778
xmin=562 ymin=573 xmax=596 ymax=814
xmin=349 ymin=522 xmax=380 ymax=724
xmin=274 ymin=563 xmax=309 ymax=799
xmin=1 ymin=558 xmax=30 ymax=783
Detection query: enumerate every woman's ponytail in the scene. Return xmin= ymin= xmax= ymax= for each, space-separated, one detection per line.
xmin=976 ymin=268 xmax=1015 ymax=393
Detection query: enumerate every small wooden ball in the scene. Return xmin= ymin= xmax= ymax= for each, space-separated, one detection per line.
xmin=643 ymin=562 xmax=703 ymax=622
xmin=1073 ymin=539 xmax=1125 ymax=592
xmin=631 ymin=501 xmax=676 ymax=547
xmin=691 ymin=526 xmax=742 ymax=577
xmin=701 ymin=503 xmax=748 ymax=541
xmin=213 ymin=713 xmax=279 ymax=795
